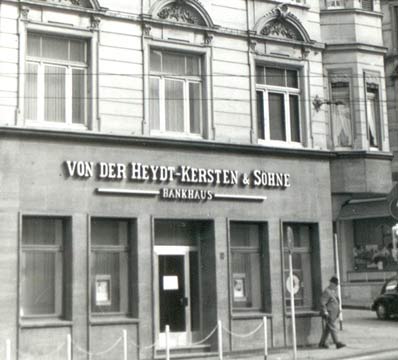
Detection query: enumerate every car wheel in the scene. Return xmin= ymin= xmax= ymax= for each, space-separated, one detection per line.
xmin=376 ymin=303 xmax=389 ymax=320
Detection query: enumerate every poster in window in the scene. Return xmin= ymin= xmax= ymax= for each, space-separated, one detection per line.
xmin=233 ymin=274 xmax=247 ymax=301
xmin=163 ymin=275 xmax=179 ymax=290
xmin=95 ymin=275 xmax=111 ymax=306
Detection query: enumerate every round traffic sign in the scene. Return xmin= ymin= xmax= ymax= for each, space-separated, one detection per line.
xmin=286 ymin=274 xmax=300 ymax=295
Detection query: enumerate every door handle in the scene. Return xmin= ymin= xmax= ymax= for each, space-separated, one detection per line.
xmin=180 ymin=297 xmax=188 ymax=307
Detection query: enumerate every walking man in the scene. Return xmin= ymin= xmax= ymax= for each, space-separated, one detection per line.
xmin=319 ymin=276 xmax=346 ymax=349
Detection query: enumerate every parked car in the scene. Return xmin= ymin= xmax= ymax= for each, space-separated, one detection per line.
xmin=371 ymin=276 xmax=398 ymax=319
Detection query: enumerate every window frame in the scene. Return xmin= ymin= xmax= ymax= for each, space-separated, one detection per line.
xmin=281 ymin=222 xmax=321 ymax=313
xmin=20 ymin=216 xmax=69 ymax=320
xmin=326 ymin=0 xmax=345 ymax=9
xmin=365 ymin=83 xmax=382 ymax=150
xmin=148 ymin=47 xmax=205 ymax=139
xmin=229 ymin=221 xmax=270 ymax=314
xmin=90 ymin=217 xmax=134 ymax=317
xmin=18 ymin=21 xmax=98 ymax=131
xmin=256 ymin=65 xmax=303 ymax=147
xmin=328 ymin=73 xmax=354 ymax=149
xmin=25 ymin=33 xmax=88 ymax=128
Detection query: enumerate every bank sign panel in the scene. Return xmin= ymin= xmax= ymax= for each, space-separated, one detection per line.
xmin=65 ymin=160 xmax=291 ymax=202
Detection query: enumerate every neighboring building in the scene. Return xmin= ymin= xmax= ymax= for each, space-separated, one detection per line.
xmin=331 ymin=0 xmax=398 ymax=308
xmin=0 ymin=0 xmax=392 ymax=359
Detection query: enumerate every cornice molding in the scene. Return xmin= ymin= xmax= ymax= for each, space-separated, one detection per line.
xmin=0 ymin=127 xmax=334 ymax=160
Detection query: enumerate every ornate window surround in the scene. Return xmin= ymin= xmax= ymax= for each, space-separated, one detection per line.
xmin=19 ymin=0 xmax=103 ymax=12
xmin=253 ymin=4 xmax=313 ymax=44
xmin=148 ymin=0 xmax=215 ymax=29
xmin=17 ymin=5 xmax=100 ymax=131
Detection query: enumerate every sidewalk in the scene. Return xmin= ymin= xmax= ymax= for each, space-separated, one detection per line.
xmin=228 ymin=309 xmax=398 ymax=360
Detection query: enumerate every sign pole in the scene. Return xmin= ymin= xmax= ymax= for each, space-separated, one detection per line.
xmin=334 ymin=233 xmax=343 ymax=330
xmin=287 ymin=227 xmax=297 ymax=360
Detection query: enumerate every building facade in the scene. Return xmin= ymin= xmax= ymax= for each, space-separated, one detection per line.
xmin=0 ymin=0 xmax=392 ymax=359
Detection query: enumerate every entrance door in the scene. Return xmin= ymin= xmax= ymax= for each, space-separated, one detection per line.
xmin=155 ymin=246 xmax=194 ymax=347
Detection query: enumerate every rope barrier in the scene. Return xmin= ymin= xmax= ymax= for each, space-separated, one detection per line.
xmin=222 ymin=322 xmax=264 ymax=338
xmin=129 ymin=337 xmax=159 ymax=350
xmin=190 ymin=325 xmax=218 ymax=346
xmin=7 ymin=318 xmax=269 ymax=359
xmin=72 ymin=337 xmax=122 ymax=356
xmin=17 ymin=342 xmax=65 ymax=359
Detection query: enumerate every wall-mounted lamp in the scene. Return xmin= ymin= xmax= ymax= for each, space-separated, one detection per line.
xmin=312 ymin=94 xmax=345 ymax=112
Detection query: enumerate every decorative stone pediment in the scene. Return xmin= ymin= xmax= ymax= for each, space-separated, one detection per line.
xmin=38 ymin=0 xmax=101 ymax=9
xmin=254 ymin=4 xmax=311 ymax=43
xmin=158 ymin=2 xmax=204 ymax=25
xmin=152 ymin=0 xmax=214 ymax=27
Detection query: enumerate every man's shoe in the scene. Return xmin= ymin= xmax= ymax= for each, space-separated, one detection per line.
xmin=318 ymin=343 xmax=329 ymax=349
xmin=336 ymin=342 xmax=346 ymax=349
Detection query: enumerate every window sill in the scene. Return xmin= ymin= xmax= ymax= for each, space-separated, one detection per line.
xmin=20 ymin=319 xmax=73 ymax=329
xmin=150 ymin=131 xmax=203 ymax=141
xmin=285 ymin=310 xmax=319 ymax=318
xmin=232 ymin=312 xmax=272 ymax=320
xmin=258 ymin=139 xmax=303 ymax=149
xmin=90 ymin=316 xmax=140 ymax=326
xmin=25 ymin=121 xmax=87 ymax=132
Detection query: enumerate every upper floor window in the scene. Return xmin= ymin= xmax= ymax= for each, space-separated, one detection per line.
xmin=256 ymin=66 xmax=301 ymax=144
xmin=330 ymin=81 xmax=352 ymax=148
xmin=326 ymin=0 xmax=344 ymax=9
xmin=25 ymin=33 xmax=88 ymax=126
xmin=361 ymin=0 xmax=373 ymax=11
xmin=366 ymin=84 xmax=381 ymax=149
xmin=149 ymin=49 xmax=202 ymax=136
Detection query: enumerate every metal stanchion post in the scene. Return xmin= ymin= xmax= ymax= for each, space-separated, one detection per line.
xmin=6 ymin=339 xmax=11 ymax=360
xmin=165 ymin=325 xmax=170 ymax=360
xmin=287 ymin=226 xmax=297 ymax=360
xmin=217 ymin=320 xmax=223 ymax=360
xmin=263 ymin=316 xmax=268 ymax=360
xmin=334 ymin=233 xmax=344 ymax=330
xmin=67 ymin=334 xmax=72 ymax=360
xmin=123 ymin=329 xmax=128 ymax=360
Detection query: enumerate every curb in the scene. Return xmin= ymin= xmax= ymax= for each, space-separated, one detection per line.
xmin=330 ymin=348 xmax=398 ymax=360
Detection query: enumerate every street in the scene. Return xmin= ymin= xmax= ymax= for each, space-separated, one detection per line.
xmin=229 ymin=309 xmax=398 ymax=360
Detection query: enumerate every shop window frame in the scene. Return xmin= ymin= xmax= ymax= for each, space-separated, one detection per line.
xmin=19 ymin=215 xmax=72 ymax=321
xmin=228 ymin=220 xmax=271 ymax=315
xmin=89 ymin=217 xmax=138 ymax=319
xmin=281 ymin=221 xmax=321 ymax=314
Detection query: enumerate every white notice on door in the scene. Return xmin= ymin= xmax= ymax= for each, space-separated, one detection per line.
xmin=163 ymin=275 xmax=179 ymax=290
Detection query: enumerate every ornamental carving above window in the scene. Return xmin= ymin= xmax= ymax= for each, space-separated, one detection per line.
xmin=261 ymin=20 xmax=302 ymax=41
xmin=42 ymin=0 xmax=94 ymax=7
xmin=157 ymin=2 xmax=205 ymax=26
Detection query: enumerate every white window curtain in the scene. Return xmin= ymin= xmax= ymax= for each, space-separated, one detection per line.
xmin=367 ymin=90 xmax=379 ymax=147
xmin=25 ymin=34 xmax=87 ymax=125
xmin=149 ymin=50 xmax=202 ymax=135
xmin=331 ymin=83 xmax=352 ymax=147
